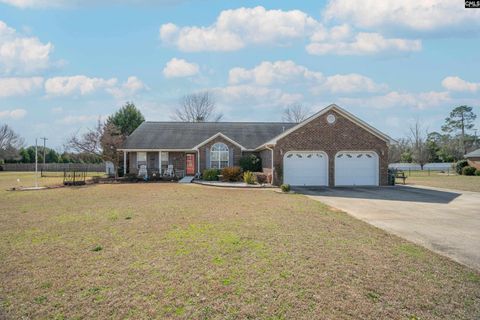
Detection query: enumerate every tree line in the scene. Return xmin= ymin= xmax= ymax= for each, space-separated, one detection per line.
xmin=389 ymin=106 xmax=478 ymax=167
xmin=0 ymin=91 xmax=477 ymax=172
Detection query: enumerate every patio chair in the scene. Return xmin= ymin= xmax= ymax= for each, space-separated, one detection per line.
xmin=165 ymin=165 xmax=174 ymax=177
xmin=138 ymin=165 xmax=148 ymax=180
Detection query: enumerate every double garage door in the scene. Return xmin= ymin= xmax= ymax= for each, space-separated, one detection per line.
xmin=283 ymin=151 xmax=378 ymax=186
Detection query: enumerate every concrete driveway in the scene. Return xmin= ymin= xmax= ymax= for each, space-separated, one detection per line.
xmin=298 ymin=185 xmax=480 ymax=270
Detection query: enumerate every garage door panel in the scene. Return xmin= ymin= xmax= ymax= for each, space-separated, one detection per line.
xmin=335 ymin=152 xmax=378 ymax=186
xmin=284 ymin=151 xmax=328 ymax=186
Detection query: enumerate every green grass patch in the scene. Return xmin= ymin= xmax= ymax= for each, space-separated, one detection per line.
xmin=34 ymin=295 xmax=48 ymax=304
xmin=91 ymin=245 xmax=103 ymax=252
xmin=396 ymin=243 xmax=425 ymax=259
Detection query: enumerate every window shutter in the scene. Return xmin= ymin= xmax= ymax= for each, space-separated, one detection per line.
xmin=206 ymin=147 xmax=210 ymax=169
xmin=229 ymin=148 xmax=234 ymax=167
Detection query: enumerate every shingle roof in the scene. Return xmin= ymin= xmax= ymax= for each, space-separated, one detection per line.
xmin=122 ymin=121 xmax=296 ymax=150
xmin=465 ymin=148 xmax=480 ymax=158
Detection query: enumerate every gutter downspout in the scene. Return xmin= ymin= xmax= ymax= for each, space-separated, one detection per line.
xmin=197 ymin=148 xmax=200 ymax=177
xmin=123 ymin=151 xmax=127 ymax=176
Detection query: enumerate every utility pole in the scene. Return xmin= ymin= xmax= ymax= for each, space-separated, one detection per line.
xmin=35 ymin=138 xmax=38 ymax=188
xmin=40 ymin=137 xmax=48 ymax=167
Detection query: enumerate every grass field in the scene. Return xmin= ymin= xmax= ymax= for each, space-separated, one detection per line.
xmin=402 ymin=170 xmax=480 ymax=192
xmin=1 ymin=172 xmax=479 ymax=319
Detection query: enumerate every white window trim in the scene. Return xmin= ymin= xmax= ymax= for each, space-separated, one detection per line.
xmin=210 ymin=142 xmax=229 ymax=169
xmin=137 ymin=151 xmax=146 ymax=162
xmin=192 ymin=132 xmax=246 ymax=150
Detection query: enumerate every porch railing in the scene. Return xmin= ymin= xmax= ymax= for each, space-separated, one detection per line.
xmin=139 ymin=167 xmax=185 ymax=179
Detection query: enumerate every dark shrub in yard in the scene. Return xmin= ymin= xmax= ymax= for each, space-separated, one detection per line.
xmin=221 ymin=166 xmax=242 ymax=182
xmin=124 ymin=173 xmax=139 ymax=182
xmin=281 ymin=184 xmax=290 ymax=192
xmin=387 ymin=169 xmax=395 ymax=185
xmin=239 ymin=154 xmax=262 ymax=172
xmin=462 ymin=166 xmax=476 ymax=176
xmin=456 ymin=160 xmax=469 ymax=174
xmin=203 ymin=169 xmax=220 ymax=181
xmin=476 ymin=169 xmax=480 ymax=176
xmin=253 ymin=172 xmax=268 ymax=184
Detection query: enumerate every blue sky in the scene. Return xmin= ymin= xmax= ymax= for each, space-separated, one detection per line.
xmin=0 ymin=0 xmax=479 ymax=149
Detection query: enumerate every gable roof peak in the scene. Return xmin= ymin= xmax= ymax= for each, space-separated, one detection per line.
xmin=261 ymin=103 xmax=395 ymax=146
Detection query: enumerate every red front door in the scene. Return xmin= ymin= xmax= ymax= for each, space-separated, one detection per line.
xmin=186 ymin=154 xmax=196 ymax=175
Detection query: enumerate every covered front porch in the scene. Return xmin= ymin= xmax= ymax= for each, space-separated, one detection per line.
xmin=120 ymin=150 xmax=199 ymax=179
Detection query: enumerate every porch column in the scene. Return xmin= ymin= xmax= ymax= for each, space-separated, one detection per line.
xmin=123 ymin=151 xmax=127 ymax=176
xmin=197 ymin=150 xmax=200 ymax=175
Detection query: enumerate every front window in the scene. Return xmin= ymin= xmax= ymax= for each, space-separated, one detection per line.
xmin=210 ymin=143 xmax=229 ymax=169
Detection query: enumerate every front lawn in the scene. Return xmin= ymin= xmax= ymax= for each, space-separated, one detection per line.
xmin=0 ymin=172 xmax=479 ymax=319
xmin=405 ymin=172 xmax=480 ymax=193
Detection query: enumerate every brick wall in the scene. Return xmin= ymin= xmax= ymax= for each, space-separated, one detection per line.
xmin=198 ymin=136 xmax=242 ymax=172
xmin=467 ymin=157 xmax=480 ymax=170
xmin=272 ymin=110 xmax=388 ymax=186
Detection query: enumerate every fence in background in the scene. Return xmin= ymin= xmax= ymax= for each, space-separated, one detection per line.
xmin=0 ymin=163 xmax=105 ymax=173
xmin=389 ymin=162 xmax=455 ymax=177
xmin=389 ymin=163 xmax=454 ymax=171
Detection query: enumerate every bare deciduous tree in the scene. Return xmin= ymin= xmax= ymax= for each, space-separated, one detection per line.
xmin=282 ymin=104 xmax=310 ymax=123
xmin=66 ymin=120 xmax=104 ymax=158
xmin=101 ymin=122 xmax=125 ymax=176
xmin=172 ymin=91 xmax=223 ymax=122
xmin=388 ymin=138 xmax=410 ymax=163
xmin=0 ymin=124 xmax=24 ymax=161
xmin=409 ymin=120 xmax=430 ymax=169
xmin=67 ymin=119 xmax=125 ymax=177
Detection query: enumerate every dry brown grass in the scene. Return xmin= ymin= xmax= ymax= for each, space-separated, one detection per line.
xmin=0 ymin=172 xmax=479 ymax=319
xmin=406 ymin=174 xmax=480 ymax=193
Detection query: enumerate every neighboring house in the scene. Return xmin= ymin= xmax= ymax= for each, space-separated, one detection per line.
xmin=119 ymin=104 xmax=394 ymax=186
xmin=465 ymin=148 xmax=480 ymax=170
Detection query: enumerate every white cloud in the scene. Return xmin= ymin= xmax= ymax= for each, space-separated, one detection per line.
xmin=0 ymin=0 xmax=65 ymax=8
xmin=307 ymin=32 xmax=421 ymax=55
xmin=51 ymin=106 xmax=63 ymax=113
xmin=0 ymin=20 xmax=53 ymax=74
xmin=215 ymin=85 xmax=303 ymax=109
xmin=228 ymin=60 xmax=385 ymax=94
xmin=0 ymin=0 xmax=185 ymax=8
xmin=45 ymin=75 xmax=117 ymax=96
xmin=442 ymin=76 xmax=480 ymax=93
xmin=159 ymin=6 xmax=319 ymax=52
xmin=319 ymin=73 xmax=387 ymax=93
xmin=158 ymin=6 xmax=421 ymax=55
xmin=323 ymin=0 xmax=480 ymax=32
xmin=163 ymin=58 xmax=199 ymax=78
xmin=0 ymin=76 xmax=43 ymax=97
xmin=0 ymin=108 xmax=27 ymax=119
xmin=58 ymin=114 xmax=104 ymax=125
xmin=106 ymin=76 xmax=147 ymax=99
xmin=339 ymin=91 xmax=450 ymax=110
xmin=229 ymin=60 xmax=322 ymax=86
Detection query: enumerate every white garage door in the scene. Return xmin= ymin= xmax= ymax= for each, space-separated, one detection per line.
xmin=335 ymin=151 xmax=378 ymax=186
xmin=283 ymin=151 xmax=328 ymax=186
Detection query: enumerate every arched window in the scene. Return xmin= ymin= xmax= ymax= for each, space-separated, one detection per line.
xmin=210 ymin=143 xmax=229 ymax=169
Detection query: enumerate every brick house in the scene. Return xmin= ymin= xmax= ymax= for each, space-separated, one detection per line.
xmin=119 ymin=104 xmax=394 ymax=186
xmin=465 ymin=149 xmax=480 ymax=170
